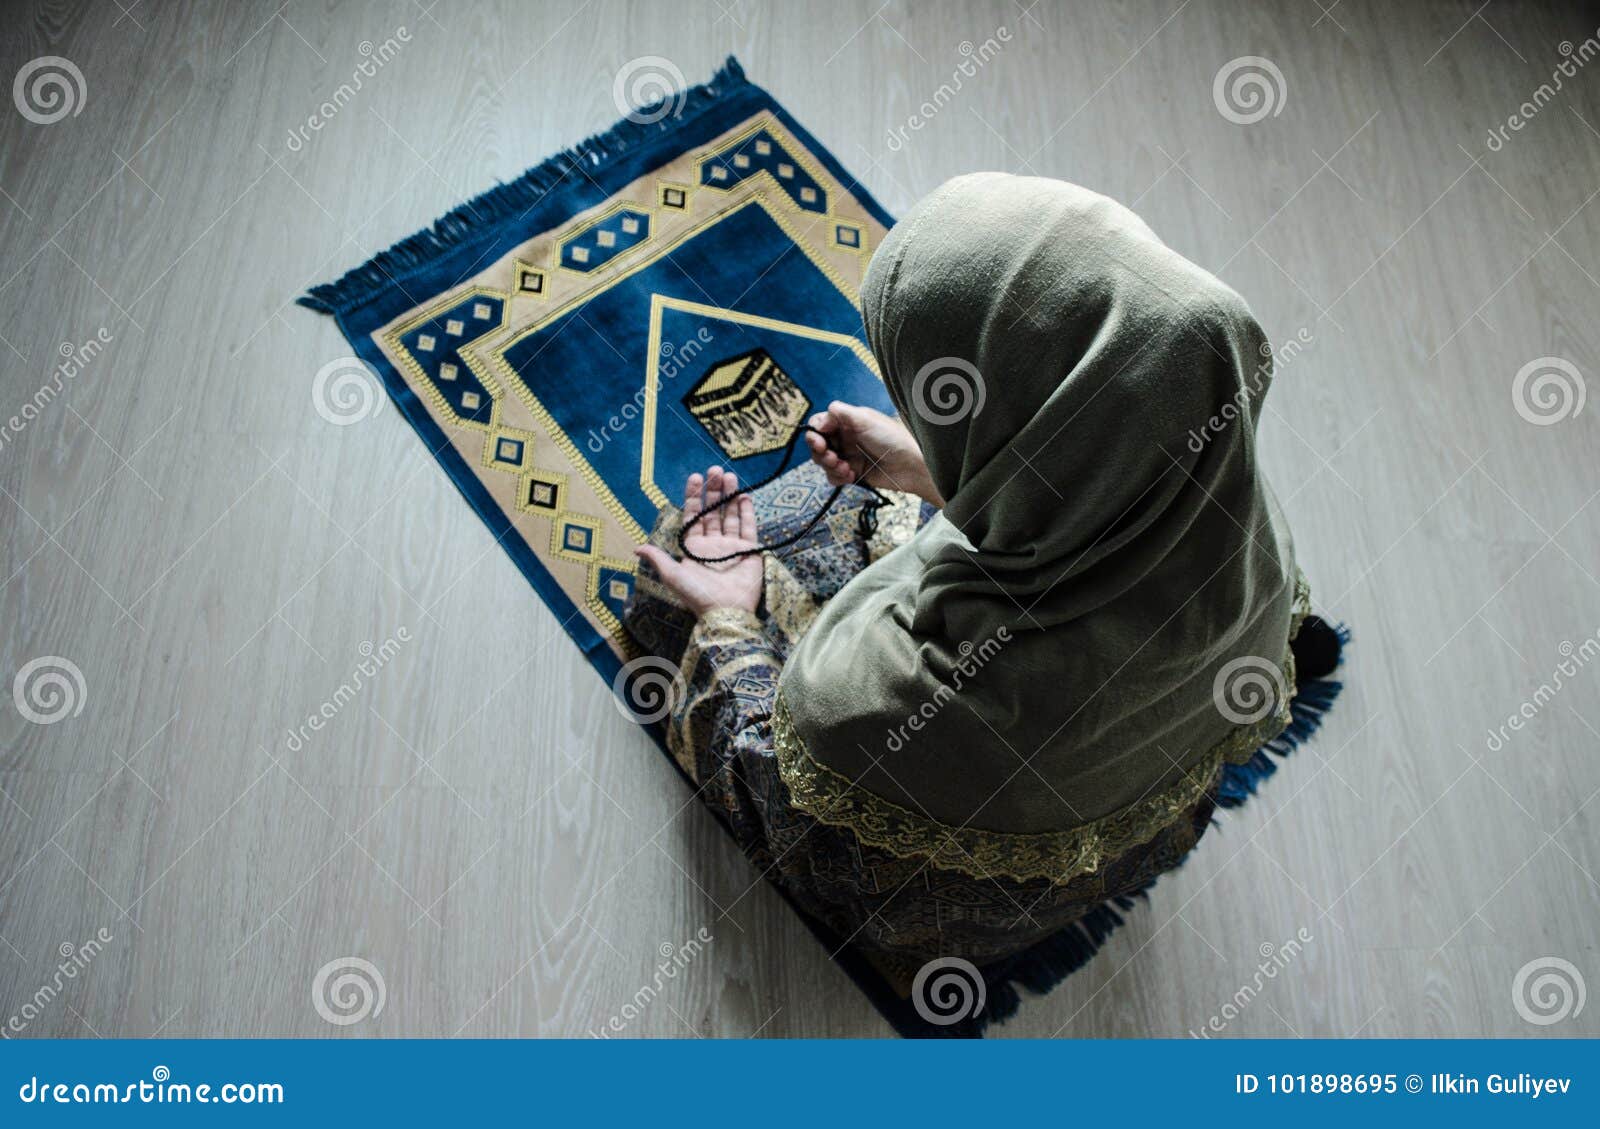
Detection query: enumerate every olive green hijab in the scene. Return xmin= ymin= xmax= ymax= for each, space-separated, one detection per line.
xmin=772 ymin=173 xmax=1304 ymax=883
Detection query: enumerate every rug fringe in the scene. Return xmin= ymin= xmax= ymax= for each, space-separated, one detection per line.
xmin=977 ymin=894 xmax=1142 ymax=1031
xmin=297 ymin=57 xmax=750 ymax=317
xmin=943 ymin=623 xmax=1351 ymax=1037
xmin=1217 ymin=621 xmax=1349 ymax=808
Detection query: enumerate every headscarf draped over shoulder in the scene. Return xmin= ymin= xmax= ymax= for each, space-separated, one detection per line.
xmin=773 ymin=173 xmax=1308 ymax=884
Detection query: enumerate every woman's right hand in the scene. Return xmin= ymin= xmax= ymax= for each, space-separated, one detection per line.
xmin=805 ymin=401 xmax=943 ymax=507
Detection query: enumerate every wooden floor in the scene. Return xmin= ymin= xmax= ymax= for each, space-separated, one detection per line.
xmin=2 ymin=0 xmax=1598 ymax=1039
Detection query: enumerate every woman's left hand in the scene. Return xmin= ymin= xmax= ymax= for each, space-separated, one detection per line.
xmin=634 ymin=466 xmax=763 ymax=617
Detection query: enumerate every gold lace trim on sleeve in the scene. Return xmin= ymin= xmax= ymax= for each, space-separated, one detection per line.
xmin=693 ymin=606 xmax=765 ymax=643
xmin=773 ymin=632 xmax=1307 ymax=886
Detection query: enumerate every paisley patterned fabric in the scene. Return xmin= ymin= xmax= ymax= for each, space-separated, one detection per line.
xmin=625 ymin=463 xmax=1218 ymax=972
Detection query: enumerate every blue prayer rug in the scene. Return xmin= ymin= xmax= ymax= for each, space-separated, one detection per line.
xmin=303 ymin=59 xmax=894 ymax=673
xmin=301 ymin=58 xmax=1341 ymax=1037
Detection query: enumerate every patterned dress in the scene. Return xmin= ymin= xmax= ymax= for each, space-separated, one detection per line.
xmin=623 ymin=463 xmax=1217 ymax=979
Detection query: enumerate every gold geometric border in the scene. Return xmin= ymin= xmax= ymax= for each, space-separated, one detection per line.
xmin=554 ymin=200 xmax=656 ymax=278
xmin=550 ymin=511 xmax=603 ymax=563
xmin=830 ymin=219 xmax=867 ymax=260
xmin=481 ymin=426 xmax=536 ymax=473
xmin=657 ymin=180 xmax=694 ymax=212
xmin=692 ymin=118 xmax=840 ymax=220
xmin=585 ymin=555 xmax=640 ymax=643
xmin=379 ymin=285 xmax=510 ymax=437
xmin=517 ymin=467 xmax=568 ymax=516
xmin=512 ymin=257 xmax=549 ymax=299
